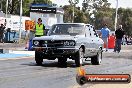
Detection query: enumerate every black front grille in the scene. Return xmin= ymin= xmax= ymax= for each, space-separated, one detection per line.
xmin=39 ymin=40 xmax=64 ymax=47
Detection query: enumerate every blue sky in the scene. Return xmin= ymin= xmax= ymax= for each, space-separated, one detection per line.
xmin=52 ymin=0 xmax=132 ymax=8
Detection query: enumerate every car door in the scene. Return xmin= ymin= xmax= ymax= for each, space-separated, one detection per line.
xmin=84 ymin=25 xmax=96 ymax=57
xmin=89 ymin=27 xmax=97 ymax=56
xmin=93 ymin=30 xmax=104 ymax=51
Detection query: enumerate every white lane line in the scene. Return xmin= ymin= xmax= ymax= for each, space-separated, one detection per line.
xmin=0 ymin=56 xmax=34 ymax=61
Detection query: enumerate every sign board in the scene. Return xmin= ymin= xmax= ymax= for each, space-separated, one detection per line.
xmin=11 ymin=15 xmax=31 ymax=31
xmin=30 ymin=7 xmax=56 ymax=13
xmin=6 ymin=18 xmax=12 ymax=28
xmin=25 ymin=20 xmax=35 ymax=31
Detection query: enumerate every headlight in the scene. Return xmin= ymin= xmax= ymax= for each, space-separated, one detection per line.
xmin=64 ymin=41 xmax=70 ymax=46
xmin=64 ymin=41 xmax=75 ymax=46
xmin=34 ymin=41 xmax=39 ymax=46
xmin=69 ymin=41 xmax=75 ymax=46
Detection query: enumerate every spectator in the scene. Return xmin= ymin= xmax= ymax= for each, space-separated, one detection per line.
xmin=0 ymin=24 xmax=5 ymax=43
xmin=114 ymin=25 xmax=125 ymax=53
xmin=130 ymin=37 xmax=132 ymax=45
xmin=130 ymin=37 xmax=132 ymax=44
xmin=122 ymin=35 xmax=127 ymax=45
xmin=127 ymin=36 xmax=132 ymax=45
xmin=100 ymin=24 xmax=110 ymax=51
xmin=125 ymin=35 xmax=128 ymax=44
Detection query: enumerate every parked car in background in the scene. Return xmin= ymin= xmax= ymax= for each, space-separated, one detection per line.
xmin=32 ymin=23 xmax=104 ymax=67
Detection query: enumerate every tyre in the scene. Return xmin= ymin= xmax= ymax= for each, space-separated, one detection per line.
xmin=75 ymin=47 xmax=84 ymax=67
xmin=91 ymin=52 xmax=102 ymax=65
xmin=35 ymin=51 xmax=43 ymax=65
xmin=58 ymin=58 xmax=67 ymax=67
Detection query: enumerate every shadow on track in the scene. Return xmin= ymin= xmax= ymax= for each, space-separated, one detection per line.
xmin=21 ymin=60 xmax=91 ymax=68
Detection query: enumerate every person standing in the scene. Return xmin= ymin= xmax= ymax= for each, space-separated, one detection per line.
xmin=29 ymin=18 xmax=45 ymax=39
xmin=114 ymin=25 xmax=124 ymax=53
xmin=100 ymin=24 xmax=110 ymax=51
xmin=0 ymin=24 xmax=5 ymax=43
xmin=35 ymin=18 xmax=45 ymax=37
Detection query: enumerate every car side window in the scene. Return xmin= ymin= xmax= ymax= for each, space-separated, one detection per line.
xmin=93 ymin=31 xmax=99 ymax=37
xmin=85 ymin=26 xmax=91 ymax=37
xmin=91 ymin=31 xmax=98 ymax=38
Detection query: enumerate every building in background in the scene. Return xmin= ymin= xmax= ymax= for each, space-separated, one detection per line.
xmin=0 ymin=13 xmax=31 ymax=42
xmin=30 ymin=4 xmax=64 ymax=31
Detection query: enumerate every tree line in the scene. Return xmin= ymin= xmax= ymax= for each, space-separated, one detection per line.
xmin=0 ymin=0 xmax=52 ymax=16
xmin=64 ymin=0 xmax=132 ymax=36
xmin=0 ymin=0 xmax=132 ymax=36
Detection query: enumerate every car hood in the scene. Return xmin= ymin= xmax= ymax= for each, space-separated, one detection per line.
xmin=33 ymin=35 xmax=85 ymax=41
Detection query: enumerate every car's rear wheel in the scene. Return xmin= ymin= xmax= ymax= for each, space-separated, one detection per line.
xmin=91 ymin=52 xmax=102 ymax=65
xmin=75 ymin=47 xmax=84 ymax=67
xmin=35 ymin=51 xmax=43 ymax=65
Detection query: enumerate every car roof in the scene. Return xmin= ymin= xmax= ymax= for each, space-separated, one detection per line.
xmin=85 ymin=24 xmax=93 ymax=27
xmin=53 ymin=23 xmax=85 ymax=25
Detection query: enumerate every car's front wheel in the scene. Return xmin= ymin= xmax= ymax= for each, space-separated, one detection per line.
xmin=91 ymin=52 xmax=102 ymax=65
xmin=35 ymin=51 xmax=43 ymax=65
xmin=75 ymin=47 xmax=84 ymax=67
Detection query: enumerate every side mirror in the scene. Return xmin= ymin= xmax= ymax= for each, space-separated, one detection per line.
xmin=94 ymin=33 xmax=98 ymax=37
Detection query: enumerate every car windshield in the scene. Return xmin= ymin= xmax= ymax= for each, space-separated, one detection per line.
xmin=48 ymin=24 xmax=85 ymax=36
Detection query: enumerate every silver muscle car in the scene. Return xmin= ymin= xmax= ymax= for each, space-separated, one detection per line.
xmin=32 ymin=23 xmax=104 ymax=67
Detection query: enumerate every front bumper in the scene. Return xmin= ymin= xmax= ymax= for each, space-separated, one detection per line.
xmin=33 ymin=47 xmax=79 ymax=57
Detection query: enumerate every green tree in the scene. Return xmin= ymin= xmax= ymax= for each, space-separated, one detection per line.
xmin=74 ymin=10 xmax=88 ymax=23
xmin=83 ymin=0 xmax=114 ymax=30
xmin=1 ymin=0 xmax=20 ymax=15
xmin=32 ymin=0 xmax=52 ymax=4
xmin=118 ymin=8 xmax=132 ymax=36
xmin=69 ymin=0 xmax=79 ymax=5
xmin=63 ymin=4 xmax=88 ymax=23
xmin=63 ymin=5 xmax=73 ymax=23
xmin=68 ymin=0 xmax=79 ymax=22
xmin=1 ymin=0 xmax=52 ymax=16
